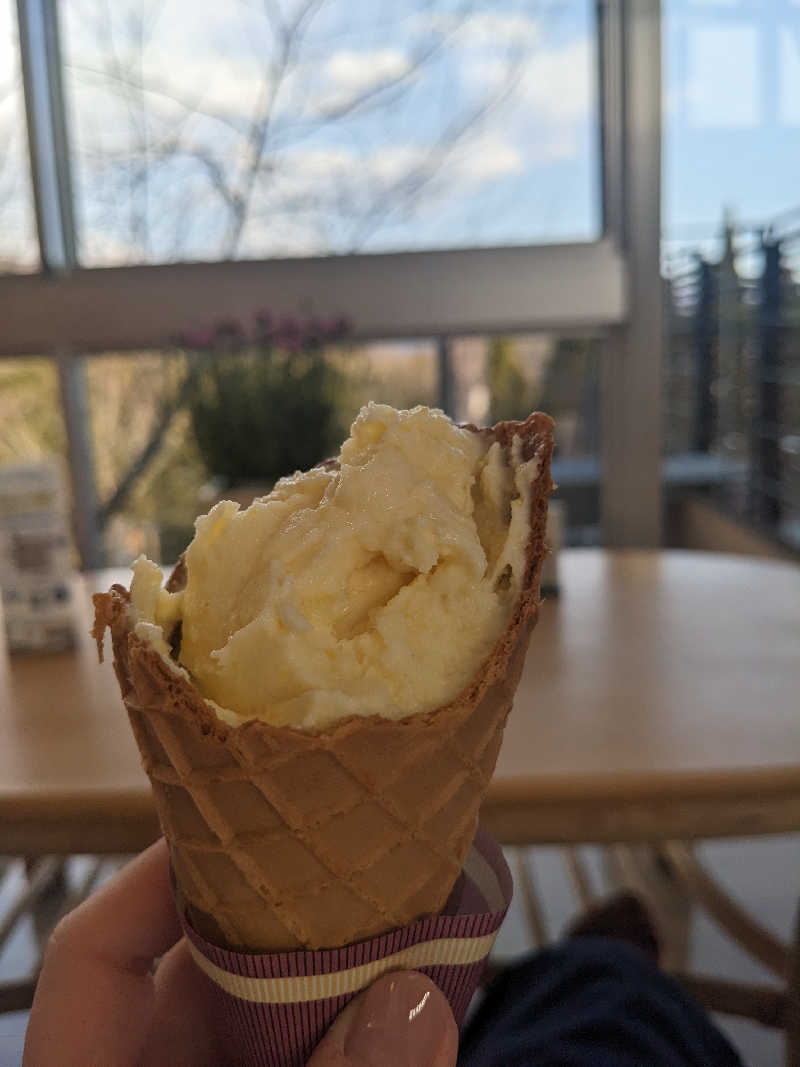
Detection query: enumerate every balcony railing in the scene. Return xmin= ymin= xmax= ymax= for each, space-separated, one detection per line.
xmin=663 ymin=209 xmax=800 ymax=552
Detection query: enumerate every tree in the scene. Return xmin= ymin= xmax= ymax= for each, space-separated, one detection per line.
xmin=537 ymin=336 xmax=601 ymax=456
xmin=487 ymin=336 xmax=533 ymax=424
xmin=64 ymin=0 xmax=536 ymax=263
xmin=186 ymin=315 xmax=352 ymax=486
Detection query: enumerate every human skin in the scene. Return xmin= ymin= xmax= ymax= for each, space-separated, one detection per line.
xmin=23 ymin=839 xmax=458 ymax=1067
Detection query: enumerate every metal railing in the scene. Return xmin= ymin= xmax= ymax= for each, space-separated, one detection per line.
xmin=663 ymin=214 xmax=800 ymax=550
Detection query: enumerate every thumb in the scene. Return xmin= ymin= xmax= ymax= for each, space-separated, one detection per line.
xmin=307 ymin=971 xmax=458 ymax=1067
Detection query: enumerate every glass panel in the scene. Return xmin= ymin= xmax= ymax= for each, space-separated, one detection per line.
xmin=0 ymin=359 xmax=72 ymax=651
xmin=0 ymin=358 xmax=65 ymax=461
xmin=85 ymin=340 xmax=439 ymax=564
xmin=345 ymin=340 xmax=439 ymax=413
xmin=82 ymin=332 xmax=598 ymax=566
xmin=62 ymin=0 xmax=599 ymax=266
xmin=663 ymin=0 xmax=800 ymax=551
xmin=448 ymin=333 xmax=602 ymax=547
xmin=86 ymin=351 xmax=202 ymax=565
xmin=663 ymin=0 xmax=800 ymax=259
xmin=0 ymin=1 xmax=39 ymax=272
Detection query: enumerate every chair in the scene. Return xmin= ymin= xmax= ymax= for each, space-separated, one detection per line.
xmin=0 ymin=856 xmax=121 ymax=1014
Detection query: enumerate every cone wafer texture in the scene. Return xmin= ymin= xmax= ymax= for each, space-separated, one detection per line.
xmin=94 ymin=412 xmax=553 ymax=952
xmin=177 ymin=828 xmax=513 ymax=1067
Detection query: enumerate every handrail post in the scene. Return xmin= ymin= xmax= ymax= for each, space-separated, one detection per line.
xmin=752 ymin=235 xmax=782 ymax=528
xmin=692 ymin=256 xmax=715 ymax=454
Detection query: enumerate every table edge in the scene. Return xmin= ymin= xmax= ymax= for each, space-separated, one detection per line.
xmin=485 ymin=764 xmax=800 ymax=806
xmin=3 ymin=763 xmax=800 ymax=822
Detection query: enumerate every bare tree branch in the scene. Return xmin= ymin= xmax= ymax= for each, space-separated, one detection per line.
xmin=98 ymin=361 xmax=199 ymax=525
xmin=261 ymin=0 xmax=286 ymax=40
xmin=304 ymin=3 xmax=471 ymax=127
xmin=223 ymin=0 xmax=327 ymax=255
xmin=69 ymin=62 xmax=247 ymax=135
xmin=346 ymin=44 xmax=530 ymax=249
xmin=70 ymin=0 xmax=537 ymax=262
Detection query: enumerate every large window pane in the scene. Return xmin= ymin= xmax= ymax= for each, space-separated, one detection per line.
xmin=662 ymin=0 xmax=800 ymax=552
xmin=663 ymin=0 xmax=800 ymax=259
xmin=0 ymin=358 xmax=65 ymax=461
xmin=72 ymin=332 xmax=599 ymax=567
xmin=84 ymin=341 xmax=439 ymax=565
xmin=449 ymin=333 xmax=602 ymax=546
xmin=0 ymin=1 xmax=38 ymax=272
xmin=62 ymin=0 xmax=599 ymax=266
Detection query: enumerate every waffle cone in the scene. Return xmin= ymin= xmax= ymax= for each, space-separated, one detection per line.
xmin=93 ymin=413 xmax=553 ymax=952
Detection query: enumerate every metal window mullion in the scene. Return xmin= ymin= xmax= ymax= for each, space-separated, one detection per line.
xmin=16 ymin=0 xmax=76 ymax=270
xmin=17 ymin=0 xmax=103 ymax=569
xmin=600 ymin=0 xmax=663 ymax=547
xmin=598 ymin=0 xmax=626 ymax=246
xmin=437 ymin=337 xmax=456 ymax=417
xmin=0 ymin=240 xmax=628 ymax=355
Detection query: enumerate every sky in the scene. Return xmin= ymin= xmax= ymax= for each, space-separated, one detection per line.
xmin=663 ymin=0 xmax=800 ymax=269
xmin=1 ymin=0 xmax=799 ymax=272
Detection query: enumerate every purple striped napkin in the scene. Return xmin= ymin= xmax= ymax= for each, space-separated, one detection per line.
xmin=179 ymin=827 xmax=512 ymax=1067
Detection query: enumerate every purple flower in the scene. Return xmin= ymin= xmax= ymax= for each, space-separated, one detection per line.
xmin=322 ymin=315 xmax=350 ymax=342
xmin=274 ymin=315 xmax=305 ymax=353
xmin=214 ymin=319 xmax=247 ymax=351
xmin=174 ymin=327 xmax=217 ymax=351
xmin=174 ymin=310 xmax=351 ymax=356
xmin=302 ymin=316 xmax=324 ymax=348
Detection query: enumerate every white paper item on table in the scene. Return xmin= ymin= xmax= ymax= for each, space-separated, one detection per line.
xmin=0 ymin=462 xmax=78 ymax=652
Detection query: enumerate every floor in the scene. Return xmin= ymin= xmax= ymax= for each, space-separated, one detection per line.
xmin=1 ymin=836 xmax=798 ymax=1065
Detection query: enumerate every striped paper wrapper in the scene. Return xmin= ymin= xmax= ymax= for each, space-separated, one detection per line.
xmin=178 ymin=826 xmax=512 ymax=1067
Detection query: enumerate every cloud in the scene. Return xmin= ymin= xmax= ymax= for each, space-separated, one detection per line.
xmin=425 ymin=10 xmax=540 ymax=48
xmin=685 ymin=25 xmax=758 ymax=128
xmin=462 ymin=34 xmax=592 ymax=127
xmin=780 ymin=26 xmax=800 ymax=124
xmin=460 ymin=36 xmax=593 ymax=165
xmin=239 ymin=212 xmax=327 ymax=258
xmin=271 ymin=143 xmax=423 ymax=198
xmin=324 ymin=48 xmax=412 ymax=97
xmin=449 ymin=135 xmax=523 ymax=180
xmin=268 ymin=126 xmax=524 ymax=216
xmin=277 ymin=146 xmax=358 ymax=180
xmin=365 ymin=145 xmax=425 ymax=182
xmin=0 ymin=20 xmax=19 ymax=75
xmin=518 ymin=38 xmax=593 ymax=125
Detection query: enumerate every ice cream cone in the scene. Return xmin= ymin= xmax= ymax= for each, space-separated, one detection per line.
xmin=93 ymin=413 xmax=553 ymax=953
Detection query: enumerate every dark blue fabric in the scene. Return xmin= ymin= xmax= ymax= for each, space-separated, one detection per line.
xmin=458 ymin=938 xmax=743 ymax=1067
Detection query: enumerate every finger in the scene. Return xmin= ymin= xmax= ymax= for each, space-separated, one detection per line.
xmin=145 ymin=938 xmax=225 ymax=1067
xmin=308 ymin=971 xmax=458 ymax=1067
xmin=48 ymin=838 xmax=180 ymax=973
xmin=24 ymin=839 xmax=180 ymax=1067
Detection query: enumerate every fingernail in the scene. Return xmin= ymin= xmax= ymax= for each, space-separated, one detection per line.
xmin=343 ymin=972 xmax=453 ymax=1066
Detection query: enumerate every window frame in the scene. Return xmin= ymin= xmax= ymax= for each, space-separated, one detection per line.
xmin=7 ymin=0 xmax=663 ymax=565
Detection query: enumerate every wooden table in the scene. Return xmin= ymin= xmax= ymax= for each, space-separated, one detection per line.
xmin=1 ymin=550 xmax=799 ymax=856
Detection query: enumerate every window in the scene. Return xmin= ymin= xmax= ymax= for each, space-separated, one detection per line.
xmin=74 ymin=333 xmax=601 ymax=566
xmin=62 ymin=0 xmax=599 ymax=266
xmin=663 ymin=0 xmax=800 ymax=260
xmin=5 ymin=0 xmax=658 ymax=566
xmin=0 ymin=1 xmax=38 ymax=272
xmin=662 ymin=0 xmax=800 ymax=549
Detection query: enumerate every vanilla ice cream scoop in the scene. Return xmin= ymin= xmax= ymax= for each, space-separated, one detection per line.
xmin=130 ymin=403 xmax=543 ymax=730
